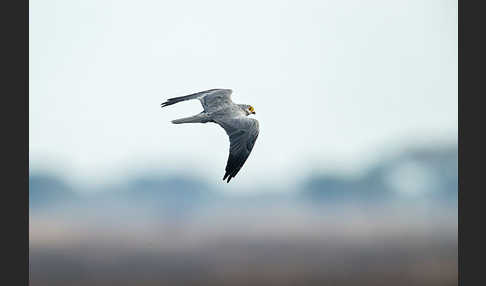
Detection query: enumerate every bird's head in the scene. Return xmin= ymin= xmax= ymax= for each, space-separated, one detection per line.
xmin=241 ymin=104 xmax=256 ymax=116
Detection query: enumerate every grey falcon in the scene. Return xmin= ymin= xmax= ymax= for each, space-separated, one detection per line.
xmin=161 ymin=89 xmax=259 ymax=183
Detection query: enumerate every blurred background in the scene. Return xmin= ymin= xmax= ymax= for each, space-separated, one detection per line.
xmin=29 ymin=0 xmax=457 ymax=285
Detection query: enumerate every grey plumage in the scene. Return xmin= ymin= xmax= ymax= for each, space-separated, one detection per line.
xmin=161 ymin=89 xmax=259 ymax=183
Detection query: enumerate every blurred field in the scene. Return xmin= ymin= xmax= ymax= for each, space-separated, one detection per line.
xmin=29 ymin=145 xmax=457 ymax=286
xmin=30 ymin=204 xmax=456 ymax=286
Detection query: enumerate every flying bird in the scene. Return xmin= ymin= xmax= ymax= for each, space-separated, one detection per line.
xmin=161 ymin=89 xmax=259 ymax=183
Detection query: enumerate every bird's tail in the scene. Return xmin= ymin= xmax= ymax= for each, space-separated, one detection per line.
xmin=171 ymin=113 xmax=210 ymax=124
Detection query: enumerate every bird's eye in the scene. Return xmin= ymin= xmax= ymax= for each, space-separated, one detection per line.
xmin=249 ymin=106 xmax=254 ymax=112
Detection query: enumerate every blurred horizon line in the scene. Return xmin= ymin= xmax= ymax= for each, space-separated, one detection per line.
xmin=30 ymin=137 xmax=457 ymax=188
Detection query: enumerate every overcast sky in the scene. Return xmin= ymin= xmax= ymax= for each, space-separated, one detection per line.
xmin=29 ymin=0 xmax=457 ymax=192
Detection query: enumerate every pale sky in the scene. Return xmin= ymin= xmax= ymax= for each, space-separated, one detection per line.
xmin=29 ymin=0 xmax=457 ymax=192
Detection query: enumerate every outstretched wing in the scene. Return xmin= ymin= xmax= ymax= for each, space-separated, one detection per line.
xmin=216 ymin=117 xmax=259 ymax=183
xmin=161 ymin=89 xmax=234 ymax=112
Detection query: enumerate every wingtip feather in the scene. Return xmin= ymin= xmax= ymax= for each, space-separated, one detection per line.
xmin=223 ymin=172 xmax=234 ymax=183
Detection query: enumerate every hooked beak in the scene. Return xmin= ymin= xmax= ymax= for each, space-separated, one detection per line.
xmin=252 ymin=111 xmax=256 ymax=115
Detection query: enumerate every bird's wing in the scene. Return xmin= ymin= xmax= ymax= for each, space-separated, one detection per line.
xmin=215 ymin=117 xmax=259 ymax=183
xmin=161 ymin=89 xmax=234 ymax=112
